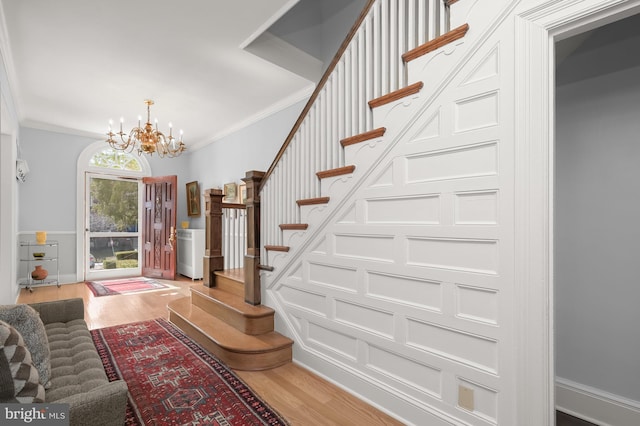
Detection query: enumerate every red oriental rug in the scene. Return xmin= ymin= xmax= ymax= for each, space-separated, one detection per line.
xmin=90 ymin=318 xmax=289 ymax=425
xmin=85 ymin=277 xmax=172 ymax=297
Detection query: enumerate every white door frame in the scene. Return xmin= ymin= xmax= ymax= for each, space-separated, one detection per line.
xmin=76 ymin=141 xmax=151 ymax=281
xmin=514 ymin=0 xmax=640 ymax=424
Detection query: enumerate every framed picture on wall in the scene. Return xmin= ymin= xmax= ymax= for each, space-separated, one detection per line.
xmin=224 ymin=182 xmax=237 ymax=203
xmin=186 ymin=181 xmax=200 ymax=217
xmin=239 ymin=183 xmax=247 ymax=204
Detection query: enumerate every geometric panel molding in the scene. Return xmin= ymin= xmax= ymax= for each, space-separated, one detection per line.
xmin=280 ymin=284 xmax=327 ymax=317
xmin=335 ymin=234 xmax=394 ymax=263
xmin=461 ymin=45 xmax=499 ymax=86
xmin=406 ymin=142 xmax=498 ymax=183
xmin=406 ymin=237 xmax=498 ymax=275
xmin=366 ymin=195 xmax=440 ymax=224
xmin=366 ymin=271 xmax=442 ymax=312
xmin=308 ymin=261 xmax=358 ymax=293
xmin=335 ymin=300 xmax=394 ymax=339
xmin=456 ymin=284 xmax=498 ymax=325
xmin=308 ymin=322 xmax=358 ymax=361
xmin=310 ymin=236 xmax=328 ymax=255
xmin=411 ymin=109 xmax=441 ymax=142
xmin=454 ymin=190 xmax=498 ymax=225
xmin=367 ymin=344 xmax=442 ymax=398
xmin=454 ymin=91 xmax=498 ymax=133
xmin=406 ymin=318 xmax=498 ymax=374
xmin=370 ymin=163 xmax=394 ymax=188
xmin=337 ymin=202 xmax=357 ymax=224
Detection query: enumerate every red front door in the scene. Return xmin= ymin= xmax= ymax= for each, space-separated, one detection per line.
xmin=142 ymin=175 xmax=177 ymax=279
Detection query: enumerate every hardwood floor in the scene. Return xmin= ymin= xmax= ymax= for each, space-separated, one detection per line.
xmin=17 ymin=278 xmax=404 ymax=426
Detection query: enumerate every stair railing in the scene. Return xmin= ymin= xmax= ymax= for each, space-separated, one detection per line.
xmin=259 ymin=0 xmax=451 ymax=253
xmin=203 ymin=171 xmax=264 ymax=305
xmin=221 ymin=203 xmax=247 ymax=271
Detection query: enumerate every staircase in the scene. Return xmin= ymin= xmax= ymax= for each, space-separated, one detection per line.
xmin=170 ymin=0 xmax=470 ymax=382
xmin=167 ymin=269 xmax=293 ymax=371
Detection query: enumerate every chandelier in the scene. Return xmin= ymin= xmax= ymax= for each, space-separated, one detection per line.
xmin=106 ymin=99 xmax=186 ymax=158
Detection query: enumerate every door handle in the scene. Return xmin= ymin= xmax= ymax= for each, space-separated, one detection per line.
xmin=168 ymin=226 xmax=176 ymax=250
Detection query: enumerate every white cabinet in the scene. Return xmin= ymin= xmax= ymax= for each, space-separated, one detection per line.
xmin=177 ymin=229 xmax=205 ymax=280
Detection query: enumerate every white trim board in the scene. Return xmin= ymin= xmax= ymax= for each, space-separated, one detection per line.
xmin=514 ymin=0 xmax=640 ymax=423
xmin=556 ymin=378 xmax=640 ymax=426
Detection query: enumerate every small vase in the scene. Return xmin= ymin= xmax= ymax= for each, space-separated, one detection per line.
xmin=35 ymin=231 xmax=47 ymax=244
xmin=31 ymin=265 xmax=48 ymax=281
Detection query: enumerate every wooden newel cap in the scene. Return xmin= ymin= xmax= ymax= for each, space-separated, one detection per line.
xmin=204 ymin=188 xmax=223 ymax=196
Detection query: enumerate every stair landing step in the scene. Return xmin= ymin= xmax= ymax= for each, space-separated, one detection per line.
xmin=214 ymin=268 xmax=244 ymax=284
xmin=191 ymin=286 xmax=274 ymax=319
xmin=168 ymin=298 xmax=292 ymax=371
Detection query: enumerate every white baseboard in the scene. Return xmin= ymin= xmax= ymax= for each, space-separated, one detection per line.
xmin=556 ymin=377 xmax=640 ymax=426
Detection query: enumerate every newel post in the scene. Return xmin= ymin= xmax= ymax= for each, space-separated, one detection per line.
xmin=203 ymin=188 xmax=224 ymax=287
xmin=242 ymin=170 xmax=265 ymax=305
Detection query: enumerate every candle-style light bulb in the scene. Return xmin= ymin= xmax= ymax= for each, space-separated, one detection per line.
xmin=168 ymin=122 xmax=173 ymax=138
xmin=108 ymin=119 xmax=113 ymax=132
xmin=154 ymin=118 xmax=158 ymax=131
xmin=119 ymin=117 xmax=124 ymax=133
xmin=179 ymin=129 xmax=183 ymax=142
xmin=138 ymin=115 xmax=142 ymax=127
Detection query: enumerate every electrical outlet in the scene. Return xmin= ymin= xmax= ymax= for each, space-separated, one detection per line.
xmin=458 ymin=385 xmax=474 ymax=411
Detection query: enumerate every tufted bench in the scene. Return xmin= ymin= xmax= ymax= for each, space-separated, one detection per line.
xmin=28 ymin=298 xmax=128 ymax=426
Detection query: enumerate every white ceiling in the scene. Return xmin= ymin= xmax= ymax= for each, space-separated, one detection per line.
xmin=0 ymin=0 xmax=315 ymax=148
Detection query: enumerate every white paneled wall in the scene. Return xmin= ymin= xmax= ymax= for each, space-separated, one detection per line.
xmin=259 ymin=0 xmax=519 ymax=422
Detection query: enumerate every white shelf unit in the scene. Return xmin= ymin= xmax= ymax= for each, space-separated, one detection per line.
xmin=177 ymin=229 xmax=205 ymax=280
xmin=19 ymin=240 xmax=60 ymax=291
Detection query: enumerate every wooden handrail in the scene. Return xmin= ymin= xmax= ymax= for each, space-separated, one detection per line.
xmin=258 ymin=0 xmax=376 ymax=193
xmin=222 ymin=202 xmax=246 ymax=210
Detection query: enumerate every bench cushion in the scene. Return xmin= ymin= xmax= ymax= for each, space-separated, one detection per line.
xmin=44 ymin=319 xmax=110 ymax=402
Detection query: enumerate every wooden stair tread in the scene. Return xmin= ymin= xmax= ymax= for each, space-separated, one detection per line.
xmin=168 ymin=298 xmax=292 ymax=353
xmin=297 ymin=197 xmax=330 ymax=206
xmin=264 ymin=245 xmax=290 ymax=252
xmin=402 ymin=24 xmax=470 ymax=63
xmin=214 ymin=268 xmax=244 ymax=284
xmin=368 ymin=81 xmax=424 ymax=109
xmin=279 ymin=223 xmax=309 ymax=230
xmin=341 ymin=127 xmax=386 ymax=147
xmin=316 ymin=165 xmax=356 ymax=179
xmin=191 ymin=286 xmax=274 ymax=319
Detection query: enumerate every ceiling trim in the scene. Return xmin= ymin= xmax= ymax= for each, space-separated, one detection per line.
xmin=190 ymin=83 xmax=314 ymax=151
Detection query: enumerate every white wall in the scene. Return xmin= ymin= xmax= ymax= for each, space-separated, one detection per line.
xmin=14 ymin=97 xmax=304 ymax=281
xmin=555 ymin=62 xmax=640 ymax=403
xmin=0 ymin=50 xmax=20 ymax=303
xmin=184 ymin=99 xmax=305 ymax=230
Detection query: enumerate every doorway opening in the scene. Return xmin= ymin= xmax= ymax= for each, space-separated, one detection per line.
xmin=86 ymin=173 xmax=141 ymax=280
xmin=554 ymin=13 xmax=640 ymax=425
xmin=76 ymin=143 xmax=151 ymax=281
